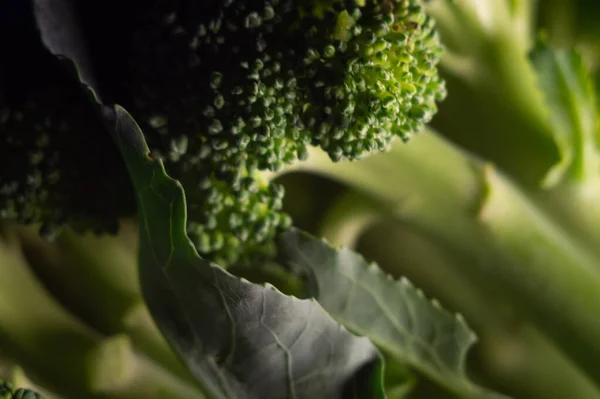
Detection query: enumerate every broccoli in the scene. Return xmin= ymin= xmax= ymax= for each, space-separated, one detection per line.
xmin=0 ymin=3 xmax=135 ymax=237
xmin=125 ymin=0 xmax=444 ymax=168
xmin=120 ymin=0 xmax=445 ymax=265
xmin=1 ymin=0 xmax=445 ymax=266
xmin=9 ymin=1 xmax=600 ymax=399
xmin=0 ymin=381 xmax=44 ymax=399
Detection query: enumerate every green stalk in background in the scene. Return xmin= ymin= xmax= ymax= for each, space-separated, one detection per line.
xmin=425 ymin=0 xmax=557 ymax=184
xmin=0 ymin=224 xmax=203 ymax=399
xmin=423 ymin=0 xmax=600 ymax=260
xmin=12 ymin=223 xmax=193 ymax=383
xmin=537 ymin=0 xmax=600 ymax=68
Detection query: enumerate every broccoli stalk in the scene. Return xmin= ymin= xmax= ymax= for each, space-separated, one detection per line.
xmin=0 ymin=224 xmax=204 ymax=399
xmin=310 ymin=188 xmax=600 ymax=397
xmin=11 ymin=223 xmax=194 ymax=384
xmin=425 ymin=0 xmax=556 ymax=184
xmin=423 ymin=0 xmax=600 ymax=263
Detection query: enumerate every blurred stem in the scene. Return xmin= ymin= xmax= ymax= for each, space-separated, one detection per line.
xmin=425 ymin=0 xmax=600 ymax=263
xmin=533 ymin=178 xmax=600 ymax=261
xmin=317 ymin=190 xmax=388 ymax=248
xmin=538 ymin=0 xmax=577 ymax=48
xmin=507 ymin=0 xmax=537 ymax=48
xmin=356 ymin=220 xmax=600 ymax=399
xmin=287 ymin=130 xmax=600 ymax=386
xmin=536 ymin=0 xmax=600 ymax=68
xmin=15 ymin=222 xmax=193 ymax=383
xmin=0 ymin=224 xmax=202 ymax=399
xmin=426 ymin=0 xmax=560 ymax=185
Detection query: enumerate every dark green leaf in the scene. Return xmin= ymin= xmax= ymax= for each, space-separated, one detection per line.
xmin=32 ymin=0 xmax=97 ymax=90
xmin=105 ymin=106 xmax=386 ymax=399
xmin=281 ymin=229 xmax=508 ymax=399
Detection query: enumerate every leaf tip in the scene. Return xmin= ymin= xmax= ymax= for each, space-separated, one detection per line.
xmin=399 ymin=276 xmax=413 ymax=287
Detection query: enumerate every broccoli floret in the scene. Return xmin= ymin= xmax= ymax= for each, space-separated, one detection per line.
xmin=0 ymin=381 xmax=10 ymax=399
xmin=117 ymin=0 xmax=445 ymax=264
xmin=127 ymin=0 xmax=444 ymax=168
xmin=1 ymin=0 xmax=444 ymax=267
xmin=0 ymin=6 xmax=135 ymax=238
xmin=178 ymin=168 xmax=292 ymax=265
xmin=0 ymin=381 xmax=44 ymax=399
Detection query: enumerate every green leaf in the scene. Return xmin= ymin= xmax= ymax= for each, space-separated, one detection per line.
xmin=281 ymin=230 xmax=507 ymax=399
xmin=530 ymin=39 xmax=600 ymax=185
xmin=32 ymin=0 xmax=97 ymax=90
xmin=105 ymin=105 xmax=386 ymax=399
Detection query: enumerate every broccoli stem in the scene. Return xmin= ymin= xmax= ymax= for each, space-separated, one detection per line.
xmin=317 ymin=190 xmax=388 ymax=249
xmin=14 ymin=224 xmax=194 ymax=383
xmin=285 ymin=129 xmax=600 ymax=386
xmin=538 ymin=0 xmax=600 ymax=66
xmin=532 ymin=179 xmax=600 ymax=261
xmin=0 ymin=224 xmax=203 ymax=399
xmin=426 ymin=0 xmax=560 ymax=185
xmin=424 ymin=0 xmax=600 ymax=264
xmin=507 ymin=0 xmax=537 ymax=48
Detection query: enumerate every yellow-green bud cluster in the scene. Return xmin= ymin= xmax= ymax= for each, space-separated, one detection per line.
xmin=129 ymin=0 xmax=444 ymax=167
xmin=304 ymin=0 xmax=446 ymax=160
xmin=0 ymin=51 xmax=134 ymax=237
xmin=179 ymin=169 xmax=292 ymax=266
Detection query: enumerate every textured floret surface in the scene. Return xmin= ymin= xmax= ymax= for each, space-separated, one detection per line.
xmin=121 ymin=0 xmax=445 ymax=264
xmin=129 ymin=0 xmax=445 ymax=170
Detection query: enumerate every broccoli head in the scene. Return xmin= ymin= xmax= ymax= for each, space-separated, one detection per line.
xmin=1 ymin=0 xmax=445 ymax=266
xmin=0 ymin=5 xmax=135 ymax=238
xmin=127 ymin=0 xmax=445 ymax=168
xmin=119 ymin=0 xmax=445 ymax=264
